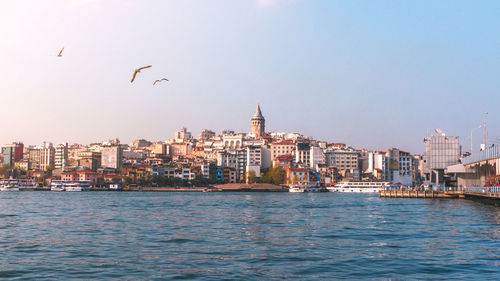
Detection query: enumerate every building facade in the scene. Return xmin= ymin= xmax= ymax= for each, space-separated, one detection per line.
xmin=1 ymin=142 xmax=24 ymax=167
xmin=55 ymin=143 xmax=68 ymax=170
xmin=423 ymin=134 xmax=461 ymax=187
xmin=101 ymin=146 xmax=123 ymax=169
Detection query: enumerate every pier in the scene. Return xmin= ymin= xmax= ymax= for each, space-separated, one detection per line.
xmin=379 ymin=190 xmax=462 ymax=199
xmin=380 ymin=187 xmax=500 ymax=206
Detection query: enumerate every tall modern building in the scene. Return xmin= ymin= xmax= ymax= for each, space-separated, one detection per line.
xmin=40 ymin=142 xmax=55 ymax=171
xmin=55 ymin=143 xmax=68 ymax=170
xmin=28 ymin=148 xmax=41 ymax=170
xmin=423 ymin=133 xmax=461 ymax=186
xmin=1 ymin=142 xmax=24 ymax=167
xmin=251 ymin=104 xmax=265 ymax=139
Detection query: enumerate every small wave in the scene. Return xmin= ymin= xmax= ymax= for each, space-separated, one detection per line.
xmin=0 ymin=270 xmax=28 ymax=278
xmin=158 ymin=238 xmax=196 ymax=244
xmin=0 ymin=214 xmax=17 ymax=218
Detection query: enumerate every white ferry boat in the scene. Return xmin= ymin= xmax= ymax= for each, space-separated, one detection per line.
xmin=64 ymin=183 xmax=82 ymax=192
xmin=50 ymin=181 xmax=65 ymax=192
xmin=0 ymin=179 xmax=20 ymax=191
xmin=326 ymin=182 xmax=390 ymax=193
xmin=18 ymin=179 xmax=38 ymax=191
xmin=53 ymin=181 xmax=91 ymax=192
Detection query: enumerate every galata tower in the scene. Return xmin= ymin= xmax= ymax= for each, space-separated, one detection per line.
xmin=251 ymin=104 xmax=265 ymax=139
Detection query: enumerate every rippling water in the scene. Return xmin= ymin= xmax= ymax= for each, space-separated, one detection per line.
xmin=0 ymin=192 xmax=499 ymax=280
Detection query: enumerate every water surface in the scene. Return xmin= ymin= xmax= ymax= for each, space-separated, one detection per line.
xmin=0 ymin=192 xmax=499 ymax=280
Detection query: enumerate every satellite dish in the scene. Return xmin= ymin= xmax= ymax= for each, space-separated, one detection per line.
xmin=435 ymin=128 xmax=445 ymax=136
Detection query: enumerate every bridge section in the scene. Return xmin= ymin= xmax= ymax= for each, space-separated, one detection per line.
xmin=460 ymin=146 xmax=500 ymax=186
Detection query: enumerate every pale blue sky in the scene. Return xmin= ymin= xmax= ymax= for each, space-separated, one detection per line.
xmin=1 ymin=0 xmax=499 ymax=153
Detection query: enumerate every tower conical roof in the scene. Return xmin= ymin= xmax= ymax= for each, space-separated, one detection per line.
xmin=253 ymin=104 xmax=264 ymax=119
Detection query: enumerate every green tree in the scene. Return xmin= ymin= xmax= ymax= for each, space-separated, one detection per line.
xmin=263 ymin=167 xmax=286 ymax=185
xmin=246 ymin=170 xmax=257 ymax=184
xmin=46 ymin=165 xmax=54 ymax=176
xmin=125 ymin=177 xmax=133 ymax=184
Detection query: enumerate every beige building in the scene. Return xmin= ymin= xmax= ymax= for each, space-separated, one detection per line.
xmin=198 ymin=129 xmax=216 ymax=141
xmin=270 ymin=142 xmax=296 ymax=160
xmin=170 ymin=143 xmax=192 ymax=157
xmin=324 ymin=150 xmax=359 ymax=171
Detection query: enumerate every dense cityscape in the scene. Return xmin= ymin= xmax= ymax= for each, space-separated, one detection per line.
xmin=2 ymin=104 xmax=495 ymax=190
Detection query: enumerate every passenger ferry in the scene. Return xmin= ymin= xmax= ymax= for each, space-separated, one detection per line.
xmin=50 ymin=181 xmax=91 ymax=192
xmin=0 ymin=179 xmax=20 ymax=191
xmin=326 ymin=182 xmax=391 ymax=193
xmin=18 ymin=179 xmax=38 ymax=191
xmin=1 ymin=179 xmax=39 ymax=191
xmin=50 ymin=181 xmax=65 ymax=192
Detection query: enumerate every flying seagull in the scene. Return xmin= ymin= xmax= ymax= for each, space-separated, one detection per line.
xmin=153 ymin=78 xmax=169 ymax=85
xmin=57 ymin=47 xmax=64 ymax=57
xmin=130 ymin=65 xmax=152 ymax=83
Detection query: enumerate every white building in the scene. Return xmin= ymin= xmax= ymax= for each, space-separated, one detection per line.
xmin=295 ymin=143 xmax=311 ymax=167
xmin=54 ymin=143 xmax=68 ymax=170
xmin=246 ymin=146 xmax=262 ymax=179
xmin=310 ymin=146 xmax=324 ymax=171
xmin=101 ymin=146 xmax=123 ymax=169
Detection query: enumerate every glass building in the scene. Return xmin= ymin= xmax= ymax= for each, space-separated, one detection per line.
xmin=423 ymin=135 xmax=461 ymax=186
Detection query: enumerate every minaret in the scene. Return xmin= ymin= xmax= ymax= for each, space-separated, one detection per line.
xmin=251 ymin=104 xmax=265 ymax=139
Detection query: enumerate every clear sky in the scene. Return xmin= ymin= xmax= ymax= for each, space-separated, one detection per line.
xmin=1 ymin=0 xmax=499 ymax=153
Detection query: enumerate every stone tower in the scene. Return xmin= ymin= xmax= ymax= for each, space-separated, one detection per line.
xmin=251 ymin=104 xmax=265 ymax=139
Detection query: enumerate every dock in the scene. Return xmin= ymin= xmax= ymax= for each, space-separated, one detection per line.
xmin=380 ymin=187 xmax=500 ymax=206
xmin=379 ymin=190 xmax=462 ymax=199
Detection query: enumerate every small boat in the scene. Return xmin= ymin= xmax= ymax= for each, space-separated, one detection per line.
xmin=289 ymin=183 xmax=323 ymax=193
xmin=50 ymin=181 xmax=65 ymax=192
xmin=0 ymin=179 xmax=20 ymax=191
xmin=289 ymin=185 xmax=305 ymax=192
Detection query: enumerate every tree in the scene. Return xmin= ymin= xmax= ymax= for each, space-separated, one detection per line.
xmin=263 ymin=167 xmax=286 ymax=185
xmin=246 ymin=170 xmax=257 ymax=184
xmin=46 ymin=165 xmax=54 ymax=176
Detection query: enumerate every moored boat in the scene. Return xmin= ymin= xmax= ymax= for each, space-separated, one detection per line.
xmin=0 ymin=179 xmax=20 ymax=191
xmin=18 ymin=179 xmax=38 ymax=191
xmin=289 ymin=183 xmax=323 ymax=193
xmin=326 ymin=181 xmax=390 ymax=193
xmin=50 ymin=181 xmax=65 ymax=192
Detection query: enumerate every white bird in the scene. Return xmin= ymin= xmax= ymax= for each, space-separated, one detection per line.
xmin=153 ymin=78 xmax=169 ymax=85
xmin=130 ymin=65 xmax=152 ymax=83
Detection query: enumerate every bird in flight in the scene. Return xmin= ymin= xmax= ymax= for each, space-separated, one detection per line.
xmin=130 ymin=65 xmax=152 ymax=83
xmin=153 ymin=78 xmax=169 ymax=85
